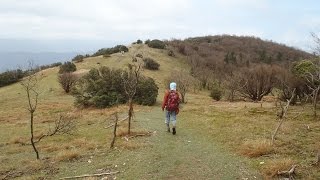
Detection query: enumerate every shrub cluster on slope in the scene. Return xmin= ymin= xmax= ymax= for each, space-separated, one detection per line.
xmin=147 ymin=39 xmax=166 ymax=49
xmin=71 ymin=66 xmax=158 ymax=108
xmin=0 ymin=69 xmax=24 ymax=87
xmin=0 ymin=62 xmax=63 ymax=88
xmin=143 ymin=58 xmax=160 ymax=70
xmin=92 ymin=45 xmax=129 ymax=57
xmin=59 ymin=62 xmax=77 ymax=74
xmin=167 ymin=35 xmax=314 ymax=101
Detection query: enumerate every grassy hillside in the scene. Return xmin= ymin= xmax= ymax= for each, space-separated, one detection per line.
xmin=0 ymin=43 xmax=319 ymax=179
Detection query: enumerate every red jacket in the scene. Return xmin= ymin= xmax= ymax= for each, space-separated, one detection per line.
xmin=162 ymin=90 xmax=180 ymax=114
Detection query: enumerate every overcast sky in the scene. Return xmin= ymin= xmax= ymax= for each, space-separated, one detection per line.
xmin=0 ymin=0 xmax=320 ymax=52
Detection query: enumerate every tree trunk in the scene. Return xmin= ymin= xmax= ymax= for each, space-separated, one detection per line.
xmin=181 ymin=93 xmax=185 ymax=103
xmin=110 ymin=112 xmax=118 ymax=149
xmin=30 ymin=112 xmax=39 ymax=159
xmin=313 ymin=88 xmax=319 ymax=118
xmin=272 ymin=89 xmax=295 ymax=145
xmin=316 ymin=150 xmax=320 ymax=165
xmin=128 ymin=98 xmax=133 ymax=135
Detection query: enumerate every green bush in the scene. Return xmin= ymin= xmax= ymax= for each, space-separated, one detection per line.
xmin=0 ymin=69 xmax=24 ymax=87
xmin=210 ymin=86 xmax=223 ymax=101
xmin=72 ymin=55 xmax=84 ymax=63
xmin=168 ymin=50 xmax=175 ymax=57
xmin=147 ymin=39 xmax=166 ymax=49
xmin=59 ymin=62 xmax=77 ymax=74
xmin=40 ymin=62 xmax=63 ymax=70
xmin=92 ymin=45 xmax=129 ymax=57
xmin=137 ymin=39 xmax=143 ymax=44
xmin=143 ymin=58 xmax=160 ymax=70
xmin=72 ymin=66 xmax=158 ymax=108
xmin=145 ymin=39 xmax=150 ymax=45
xmin=134 ymin=77 xmax=159 ymax=105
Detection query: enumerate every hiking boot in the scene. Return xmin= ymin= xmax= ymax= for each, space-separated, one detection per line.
xmin=172 ymin=127 xmax=176 ymax=135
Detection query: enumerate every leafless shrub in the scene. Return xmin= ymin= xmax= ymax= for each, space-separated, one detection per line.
xmin=58 ymin=72 xmax=78 ymax=93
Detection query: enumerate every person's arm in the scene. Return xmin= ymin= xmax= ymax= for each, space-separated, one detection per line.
xmin=162 ymin=90 xmax=169 ymax=111
xmin=176 ymin=91 xmax=180 ymax=114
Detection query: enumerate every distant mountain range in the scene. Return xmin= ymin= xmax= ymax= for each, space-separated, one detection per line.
xmin=0 ymin=52 xmax=78 ymax=71
xmin=0 ymin=38 xmax=120 ymax=71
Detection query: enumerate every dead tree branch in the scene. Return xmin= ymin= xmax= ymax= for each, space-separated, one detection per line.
xmin=34 ymin=115 xmax=76 ymax=144
xmin=104 ymin=116 xmax=129 ymax=129
xmin=59 ymin=171 xmax=120 ymax=180
xmin=277 ymin=165 xmax=297 ymax=180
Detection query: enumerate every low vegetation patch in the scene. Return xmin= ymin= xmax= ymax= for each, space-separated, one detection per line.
xmin=143 ymin=58 xmax=160 ymax=70
xmin=239 ymin=139 xmax=273 ymax=157
xmin=72 ymin=66 xmax=158 ymax=108
xmin=261 ymin=158 xmax=295 ymax=178
xmin=59 ymin=61 xmax=77 ymax=74
xmin=92 ymin=45 xmax=129 ymax=57
xmin=147 ymin=39 xmax=166 ymax=49
xmin=55 ymin=150 xmax=81 ymax=162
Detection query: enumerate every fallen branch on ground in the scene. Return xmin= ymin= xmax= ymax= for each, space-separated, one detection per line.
xmin=104 ymin=116 xmax=129 ymax=129
xmin=123 ymin=132 xmax=152 ymax=141
xmin=59 ymin=171 xmax=119 ymax=179
xmin=277 ymin=165 xmax=296 ymax=179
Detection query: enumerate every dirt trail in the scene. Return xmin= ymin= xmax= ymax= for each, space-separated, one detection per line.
xmin=115 ymin=107 xmax=261 ymax=179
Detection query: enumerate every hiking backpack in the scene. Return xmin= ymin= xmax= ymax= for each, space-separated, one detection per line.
xmin=166 ymin=90 xmax=179 ymax=112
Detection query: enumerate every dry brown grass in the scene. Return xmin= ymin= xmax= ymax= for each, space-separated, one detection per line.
xmin=41 ymin=143 xmax=61 ymax=153
xmin=22 ymin=159 xmax=44 ymax=172
xmin=239 ymin=139 xmax=273 ymax=158
xmin=261 ymin=158 xmax=295 ymax=178
xmin=71 ymin=138 xmax=98 ymax=151
xmin=8 ymin=136 xmax=28 ymax=145
xmin=116 ymin=126 xmax=129 ymax=137
xmin=55 ymin=150 xmax=81 ymax=162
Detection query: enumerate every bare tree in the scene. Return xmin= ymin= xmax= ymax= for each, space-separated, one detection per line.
xmin=306 ymin=32 xmax=320 ymax=117
xmin=304 ymin=64 xmax=320 ymax=117
xmin=58 ymin=72 xmax=78 ymax=93
xmin=20 ymin=64 xmax=42 ymax=159
xmin=272 ymin=88 xmax=296 ymax=145
xmin=223 ymin=71 xmax=243 ymax=102
xmin=311 ymin=32 xmax=320 ymax=56
xmin=21 ymin=63 xmax=76 ymax=159
xmin=122 ymin=63 xmax=141 ymax=134
xmin=237 ymin=64 xmax=277 ymax=101
xmin=310 ymin=32 xmax=320 ymax=165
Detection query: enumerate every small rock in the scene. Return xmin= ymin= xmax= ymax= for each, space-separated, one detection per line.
xmin=88 ymin=160 xmax=92 ymax=163
xmin=259 ymin=161 xmax=265 ymax=165
xmin=123 ymin=163 xmax=126 ymax=166
xmin=187 ymin=141 xmax=191 ymax=143
xmin=115 ymin=165 xmax=118 ymax=168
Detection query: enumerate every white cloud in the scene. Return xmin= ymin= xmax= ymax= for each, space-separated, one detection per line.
xmin=0 ymin=0 xmax=192 ymax=40
xmin=0 ymin=0 xmax=319 ymax=51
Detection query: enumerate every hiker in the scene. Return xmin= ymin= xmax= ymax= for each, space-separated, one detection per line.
xmin=162 ymin=82 xmax=180 ymax=135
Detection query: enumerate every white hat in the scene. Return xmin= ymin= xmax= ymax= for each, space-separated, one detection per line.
xmin=170 ymin=82 xmax=176 ymax=91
